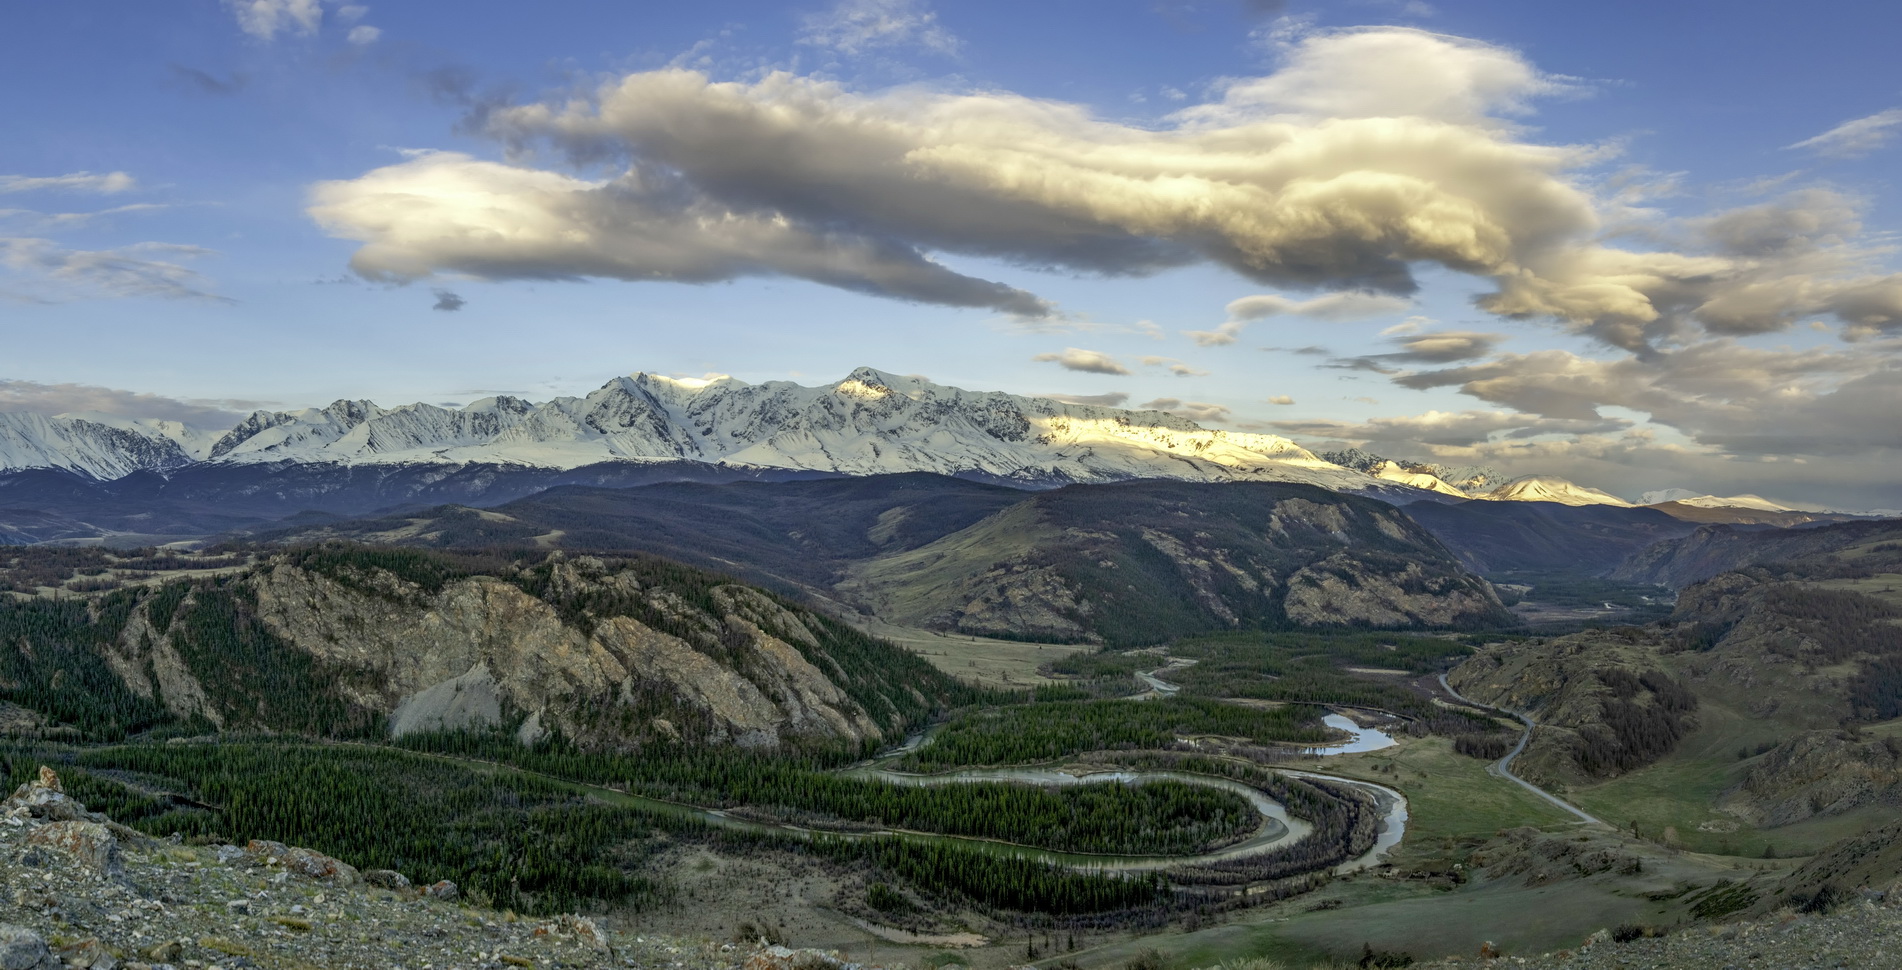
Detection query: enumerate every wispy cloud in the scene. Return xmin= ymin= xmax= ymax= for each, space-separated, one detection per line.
xmin=223 ymin=0 xmax=379 ymax=44
xmin=0 ymin=238 xmax=226 ymax=303
xmin=0 ymin=171 xmax=136 ymax=195
xmin=1043 ymin=391 xmax=1130 ymax=407
xmin=1187 ymin=291 xmax=1412 ymax=345
xmin=798 ymin=0 xmax=959 ymax=57
xmin=0 ymin=380 xmax=260 ymax=427
xmin=1788 ymin=108 xmax=1902 ymax=159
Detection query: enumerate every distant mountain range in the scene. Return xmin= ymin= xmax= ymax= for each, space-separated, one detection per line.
xmin=0 ymin=367 xmax=1892 ymax=547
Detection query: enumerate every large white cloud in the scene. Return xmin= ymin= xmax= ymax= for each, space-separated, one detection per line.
xmin=309 ymin=26 xmax=1902 ymax=347
xmin=307 ymin=152 xmax=1050 ymax=316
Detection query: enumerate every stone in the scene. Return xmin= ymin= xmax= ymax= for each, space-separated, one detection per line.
xmin=363 ymin=869 xmax=410 ymax=889
xmin=53 ymin=938 xmax=116 ymax=970
xmin=243 ymin=840 xmax=358 ymax=885
xmin=0 ymin=924 xmax=58 ymax=970
xmin=24 ymin=821 xmax=122 ymax=879
xmin=138 ymin=941 xmax=181 ymax=962
xmin=1 ymin=766 xmax=90 ymax=823
xmin=424 ymin=880 xmax=459 ymax=902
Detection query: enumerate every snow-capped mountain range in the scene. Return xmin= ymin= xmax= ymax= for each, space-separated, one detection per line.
xmin=0 ymin=367 xmax=1887 ymax=517
xmin=0 ymin=368 xmax=1375 ymax=492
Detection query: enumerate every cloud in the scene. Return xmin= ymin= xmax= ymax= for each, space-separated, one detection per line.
xmin=169 ymin=66 xmax=245 ymax=95
xmin=223 ymin=0 xmax=378 ymax=44
xmin=0 ymin=172 xmax=136 ymax=195
xmin=1225 ymin=291 xmax=1413 ymax=322
xmin=308 ymin=152 xmax=1052 ymax=318
xmin=1137 ymin=399 xmax=1232 ymax=423
xmin=0 ymin=380 xmax=259 ymax=427
xmin=1379 ymin=329 xmax=1504 ymax=363
xmin=798 ymin=0 xmax=959 ymax=57
xmin=1267 ymin=394 xmax=1295 ymax=405
xmin=1264 ymin=345 xmax=1330 ymax=355
xmin=1140 ymin=355 xmax=1209 ymax=376
xmin=431 ymin=288 xmax=465 ymax=311
xmin=1322 ymin=357 xmax=1400 ymax=374
xmin=1186 ymin=322 xmax=1245 ymax=347
xmin=0 ymin=238 xmax=225 ymax=303
xmin=308 ymin=27 xmax=1902 ymax=347
xmin=1271 ymin=408 xmax=1628 ymax=447
xmin=1043 ymin=391 xmax=1130 ymax=407
xmin=1394 ymin=340 xmax=1902 ymax=457
xmin=223 ymin=0 xmax=322 ymax=40
xmin=0 ymin=204 xmax=167 ymax=233
xmin=1788 ymin=108 xmax=1902 ymax=159
xmin=1192 ymin=290 xmax=1413 ymax=345
xmin=1033 ymin=348 xmax=1130 ymax=375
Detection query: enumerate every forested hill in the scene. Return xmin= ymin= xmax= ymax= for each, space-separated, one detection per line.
xmin=0 ymin=544 xmax=972 ymax=748
xmin=260 ymin=475 xmax=1512 ymax=645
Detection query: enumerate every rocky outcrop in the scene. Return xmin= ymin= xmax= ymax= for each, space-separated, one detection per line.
xmin=848 ymin=480 xmax=1507 ymax=645
xmin=1283 ymin=554 xmax=1505 ymax=627
xmin=235 ymin=555 xmax=889 ymax=749
xmin=1449 ymin=634 xmax=1698 ymax=788
xmin=25 ymin=822 xmax=122 ymax=880
xmin=0 ymin=764 xmax=754 ymax=969
xmin=1725 ymin=732 xmax=1902 ymax=827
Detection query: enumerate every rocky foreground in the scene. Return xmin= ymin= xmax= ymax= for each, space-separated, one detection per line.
xmin=1417 ymin=899 xmax=1902 ymax=969
xmin=0 ymin=766 xmax=833 ymax=970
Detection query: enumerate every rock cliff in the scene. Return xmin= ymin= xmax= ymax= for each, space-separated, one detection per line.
xmin=3 ymin=546 xmax=962 ymax=750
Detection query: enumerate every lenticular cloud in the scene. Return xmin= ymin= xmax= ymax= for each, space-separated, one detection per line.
xmin=309 ymin=27 xmax=1902 ymax=344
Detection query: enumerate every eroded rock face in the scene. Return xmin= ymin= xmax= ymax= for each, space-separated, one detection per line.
xmin=1727 ymin=732 xmax=1902 ymax=827
xmin=26 ymin=821 xmax=122 ymax=879
xmin=1284 ymin=555 xmax=1503 ymax=628
xmin=231 ymin=557 xmax=883 ymax=749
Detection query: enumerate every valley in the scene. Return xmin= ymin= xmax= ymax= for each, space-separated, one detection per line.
xmin=2 ymin=434 xmax=1900 ymax=967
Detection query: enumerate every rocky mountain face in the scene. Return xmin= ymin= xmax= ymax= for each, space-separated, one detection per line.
xmin=1447 ymin=631 xmax=1699 ymax=788
xmin=1403 ymin=500 xmax=1698 ymax=575
xmin=0 ymin=546 xmax=963 ymax=750
xmin=0 ymin=412 xmax=193 ymax=480
xmin=1725 ymin=731 xmax=1902 ymax=827
xmin=258 ymin=476 xmax=1511 ymax=645
xmin=1612 ymin=518 xmax=1902 ymax=588
xmin=838 ymin=480 xmax=1511 ymax=645
xmin=0 ymin=368 xmax=1383 ymax=493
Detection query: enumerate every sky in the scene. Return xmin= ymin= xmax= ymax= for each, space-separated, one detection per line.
xmin=3 ymin=0 xmax=1901 ymax=508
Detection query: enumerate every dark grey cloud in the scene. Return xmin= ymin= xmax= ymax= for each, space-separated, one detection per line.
xmin=431 ymin=288 xmax=465 ymax=311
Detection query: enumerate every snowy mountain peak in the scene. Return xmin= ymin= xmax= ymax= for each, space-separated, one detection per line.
xmin=0 ymin=368 xmax=1382 ymax=491
xmin=1478 ymin=475 xmax=1635 ymax=508
xmin=1641 ymin=490 xmax=1795 ymax=513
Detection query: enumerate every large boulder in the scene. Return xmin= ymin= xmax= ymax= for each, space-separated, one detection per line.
xmin=24 ymin=821 xmax=123 ymax=880
xmin=0 ymin=924 xmax=60 ymax=970
xmin=245 ymin=839 xmax=360 ymax=885
xmin=1 ymin=767 xmax=97 ymax=824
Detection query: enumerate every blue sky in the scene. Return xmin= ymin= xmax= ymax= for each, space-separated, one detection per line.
xmin=3 ymin=0 xmax=1901 ymax=506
